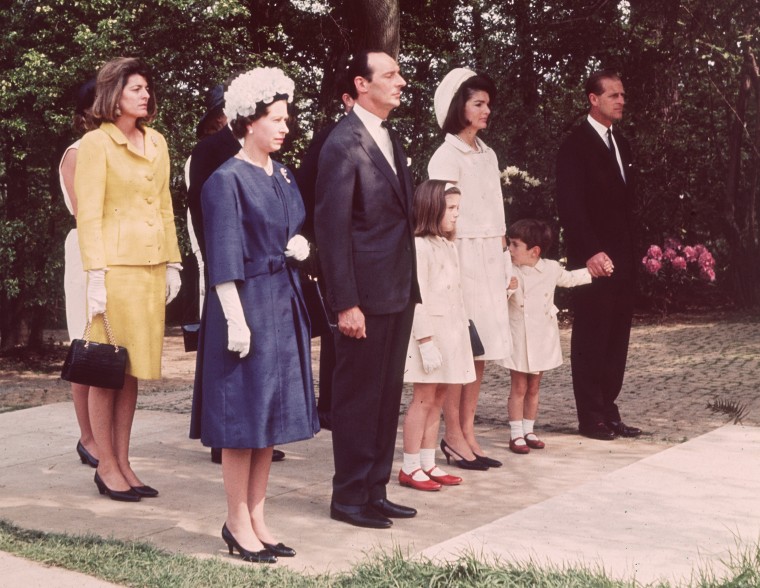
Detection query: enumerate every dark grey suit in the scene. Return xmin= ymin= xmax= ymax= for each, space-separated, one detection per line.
xmin=314 ymin=111 xmax=420 ymax=507
xmin=556 ymin=119 xmax=637 ymax=428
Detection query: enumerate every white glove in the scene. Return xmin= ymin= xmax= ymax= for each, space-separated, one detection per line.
xmin=215 ymin=281 xmax=250 ymax=358
xmin=165 ymin=263 xmax=182 ymax=305
xmin=87 ymin=269 xmax=107 ymax=322
xmin=284 ymin=234 xmax=310 ymax=261
xmin=197 ymin=260 xmax=206 ymax=299
xmin=419 ymin=340 xmax=443 ymax=374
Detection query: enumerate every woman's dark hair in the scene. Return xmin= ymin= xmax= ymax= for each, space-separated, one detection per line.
xmin=508 ymin=218 xmax=553 ymax=253
xmin=442 ymin=74 xmax=496 ymax=135
xmin=414 ymin=180 xmax=461 ymax=241
xmin=73 ymin=78 xmax=97 ymax=134
xmin=229 ymin=93 xmax=289 ymax=139
xmin=91 ymin=57 xmax=157 ymax=126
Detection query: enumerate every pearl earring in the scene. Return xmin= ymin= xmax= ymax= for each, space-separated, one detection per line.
xmin=115 ymin=106 xmax=122 ymax=117
xmin=248 ymin=129 xmax=253 ymax=134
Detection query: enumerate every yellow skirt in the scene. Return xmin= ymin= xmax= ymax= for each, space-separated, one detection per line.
xmin=88 ymin=265 xmax=166 ymax=380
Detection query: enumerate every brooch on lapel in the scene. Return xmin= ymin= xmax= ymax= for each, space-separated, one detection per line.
xmin=280 ymin=168 xmax=291 ymax=183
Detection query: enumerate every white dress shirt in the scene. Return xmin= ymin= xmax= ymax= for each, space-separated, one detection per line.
xmin=587 ymin=115 xmax=625 ymax=181
xmin=352 ymin=102 xmax=396 ymax=172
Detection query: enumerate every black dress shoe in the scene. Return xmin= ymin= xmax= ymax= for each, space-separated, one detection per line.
xmin=579 ymin=422 xmax=616 ymax=441
xmin=607 ymin=421 xmax=642 ymax=437
xmin=370 ymin=498 xmax=417 ymax=519
xmin=330 ymin=503 xmax=392 ymax=529
xmin=272 ymin=449 xmax=285 ymax=462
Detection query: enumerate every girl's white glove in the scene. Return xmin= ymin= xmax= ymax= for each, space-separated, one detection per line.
xmin=215 ymin=281 xmax=250 ymax=358
xmin=284 ymin=235 xmax=310 ymax=261
xmin=419 ymin=340 xmax=443 ymax=374
xmin=87 ymin=269 xmax=107 ymax=322
xmin=165 ymin=263 xmax=183 ymax=305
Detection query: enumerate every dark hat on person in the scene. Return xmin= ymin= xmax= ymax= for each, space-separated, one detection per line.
xmin=75 ymin=79 xmax=96 ymax=115
xmin=196 ymin=84 xmax=225 ymax=138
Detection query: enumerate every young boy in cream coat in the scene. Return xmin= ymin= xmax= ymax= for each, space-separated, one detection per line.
xmin=505 ymin=219 xmax=610 ymax=453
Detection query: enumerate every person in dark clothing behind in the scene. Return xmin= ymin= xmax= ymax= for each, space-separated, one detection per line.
xmin=294 ymin=73 xmax=355 ymax=430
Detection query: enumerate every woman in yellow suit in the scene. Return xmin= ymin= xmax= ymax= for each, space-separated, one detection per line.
xmin=76 ymin=57 xmax=182 ymax=502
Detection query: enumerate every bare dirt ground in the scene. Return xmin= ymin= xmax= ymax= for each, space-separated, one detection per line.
xmin=1 ymin=309 xmax=758 ymax=444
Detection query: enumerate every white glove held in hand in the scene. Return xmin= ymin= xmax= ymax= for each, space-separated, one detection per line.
xmin=419 ymin=340 xmax=443 ymax=374
xmin=87 ymin=269 xmax=107 ymax=322
xmin=284 ymin=234 xmax=310 ymax=261
xmin=165 ymin=263 xmax=182 ymax=305
xmin=215 ymin=281 xmax=250 ymax=358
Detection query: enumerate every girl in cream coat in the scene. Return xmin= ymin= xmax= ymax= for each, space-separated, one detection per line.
xmin=400 ymin=181 xmax=475 ymax=492
xmin=506 ymin=219 xmax=607 ymax=454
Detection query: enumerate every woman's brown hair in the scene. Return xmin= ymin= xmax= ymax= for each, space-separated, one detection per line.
xmin=91 ymin=57 xmax=157 ymax=126
xmin=413 ymin=180 xmax=460 ymax=241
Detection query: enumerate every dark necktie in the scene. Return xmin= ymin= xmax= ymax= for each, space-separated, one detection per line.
xmin=607 ymin=128 xmax=625 ymax=181
xmin=606 ymin=128 xmax=616 ymax=158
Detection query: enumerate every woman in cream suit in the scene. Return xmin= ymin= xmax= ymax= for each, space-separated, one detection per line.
xmin=428 ymin=68 xmax=512 ymax=470
xmin=76 ymin=57 xmax=182 ymax=502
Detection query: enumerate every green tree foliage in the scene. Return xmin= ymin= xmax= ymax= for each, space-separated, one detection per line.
xmin=1 ymin=0 xmax=757 ymax=349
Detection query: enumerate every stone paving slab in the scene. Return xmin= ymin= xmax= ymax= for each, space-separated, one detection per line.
xmin=421 ymin=424 xmax=760 ymax=586
xmin=0 ymin=403 xmax=661 ymax=577
xmin=0 ymin=551 xmax=124 ymax=588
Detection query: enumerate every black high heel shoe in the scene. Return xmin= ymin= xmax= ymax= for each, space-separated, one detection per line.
xmin=262 ymin=542 xmax=296 ymax=557
xmin=221 ymin=524 xmax=277 ymax=564
xmin=131 ymin=485 xmax=159 ymax=498
xmin=94 ymin=472 xmax=140 ymax=502
xmin=77 ymin=441 xmax=99 ymax=468
xmin=440 ymin=439 xmax=489 ymax=471
xmin=474 ymin=453 xmax=503 ymax=468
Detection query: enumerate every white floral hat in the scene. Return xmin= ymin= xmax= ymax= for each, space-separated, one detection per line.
xmin=224 ymin=67 xmax=295 ymax=120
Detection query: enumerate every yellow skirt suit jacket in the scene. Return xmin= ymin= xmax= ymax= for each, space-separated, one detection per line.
xmin=75 ymin=122 xmax=181 ymax=380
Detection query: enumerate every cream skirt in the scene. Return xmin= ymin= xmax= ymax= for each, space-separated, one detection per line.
xmin=456 ymin=236 xmax=512 ymax=363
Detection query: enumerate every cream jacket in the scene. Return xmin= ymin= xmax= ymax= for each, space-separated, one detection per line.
xmin=508 ymin=259 xmax=591 ymax=373
xmin=405 ymin=236 xmax=475 ymax=384
xmin=75 ymin=123 xmax=181 ymax=270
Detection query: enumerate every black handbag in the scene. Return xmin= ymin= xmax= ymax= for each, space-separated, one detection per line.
xmin=181 ymin=322 xmax=201 ymax=352
xmin=468 ymin=319 xmax=485 ymax=357
xmin=299 ymin=272 xmax=333 ymax=339
xmin=61 ymin=313 xmax=128 ymax=389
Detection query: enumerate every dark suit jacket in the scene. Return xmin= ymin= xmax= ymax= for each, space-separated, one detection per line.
xmin=187 ymin=126 xmax=240 ymax=260
xmin=556 ymin=119 xmax=636 ymax=282
xmin=314 ymin=111 xmax=420 ymax=315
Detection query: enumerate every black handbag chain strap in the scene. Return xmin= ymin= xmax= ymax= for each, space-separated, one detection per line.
xmin=83 ymin=313 xmax=120 ymax=351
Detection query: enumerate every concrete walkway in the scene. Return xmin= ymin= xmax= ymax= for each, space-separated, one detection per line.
xmin=1 ymin=402 xmax=758 ymax=585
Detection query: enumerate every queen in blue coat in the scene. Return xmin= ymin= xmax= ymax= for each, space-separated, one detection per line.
xmin=191 ymin=67 xmax=318 ymax=564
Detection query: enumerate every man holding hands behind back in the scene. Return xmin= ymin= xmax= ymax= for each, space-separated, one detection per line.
xmin=556 ymin=70 xmax=641 ymax=442
xmin=315 ymin=50 xmax=421 ymax=529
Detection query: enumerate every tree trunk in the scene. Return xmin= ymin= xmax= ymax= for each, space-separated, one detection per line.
xmin=353 ymin=0 xmax=400 ymax=57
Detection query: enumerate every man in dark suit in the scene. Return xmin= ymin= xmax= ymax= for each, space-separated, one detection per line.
xmin=294 ymin=78 xmax=355 ymax=432
xmin=315 ymin=50 xmax=421 ymax=529
xmin=556 ymin=70 xmax=641 ymax=441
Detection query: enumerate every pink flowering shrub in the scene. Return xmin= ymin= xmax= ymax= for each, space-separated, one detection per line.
xmin=641 ymin=237 xmax=717 ymax=313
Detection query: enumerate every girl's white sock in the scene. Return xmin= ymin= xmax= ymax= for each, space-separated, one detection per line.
xmin=510 ymin=420 xmax=527 ymax=445
xmin=402 ymin=453 xmax=428 ymax=480
xmin=523 ymin=418 xmax=536 ymax=435
xmin=421 ymin=447 xmax=447 ymax=477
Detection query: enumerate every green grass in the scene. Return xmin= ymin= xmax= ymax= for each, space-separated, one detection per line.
xmin=1 ymin=519 xmax=758 ymax=587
